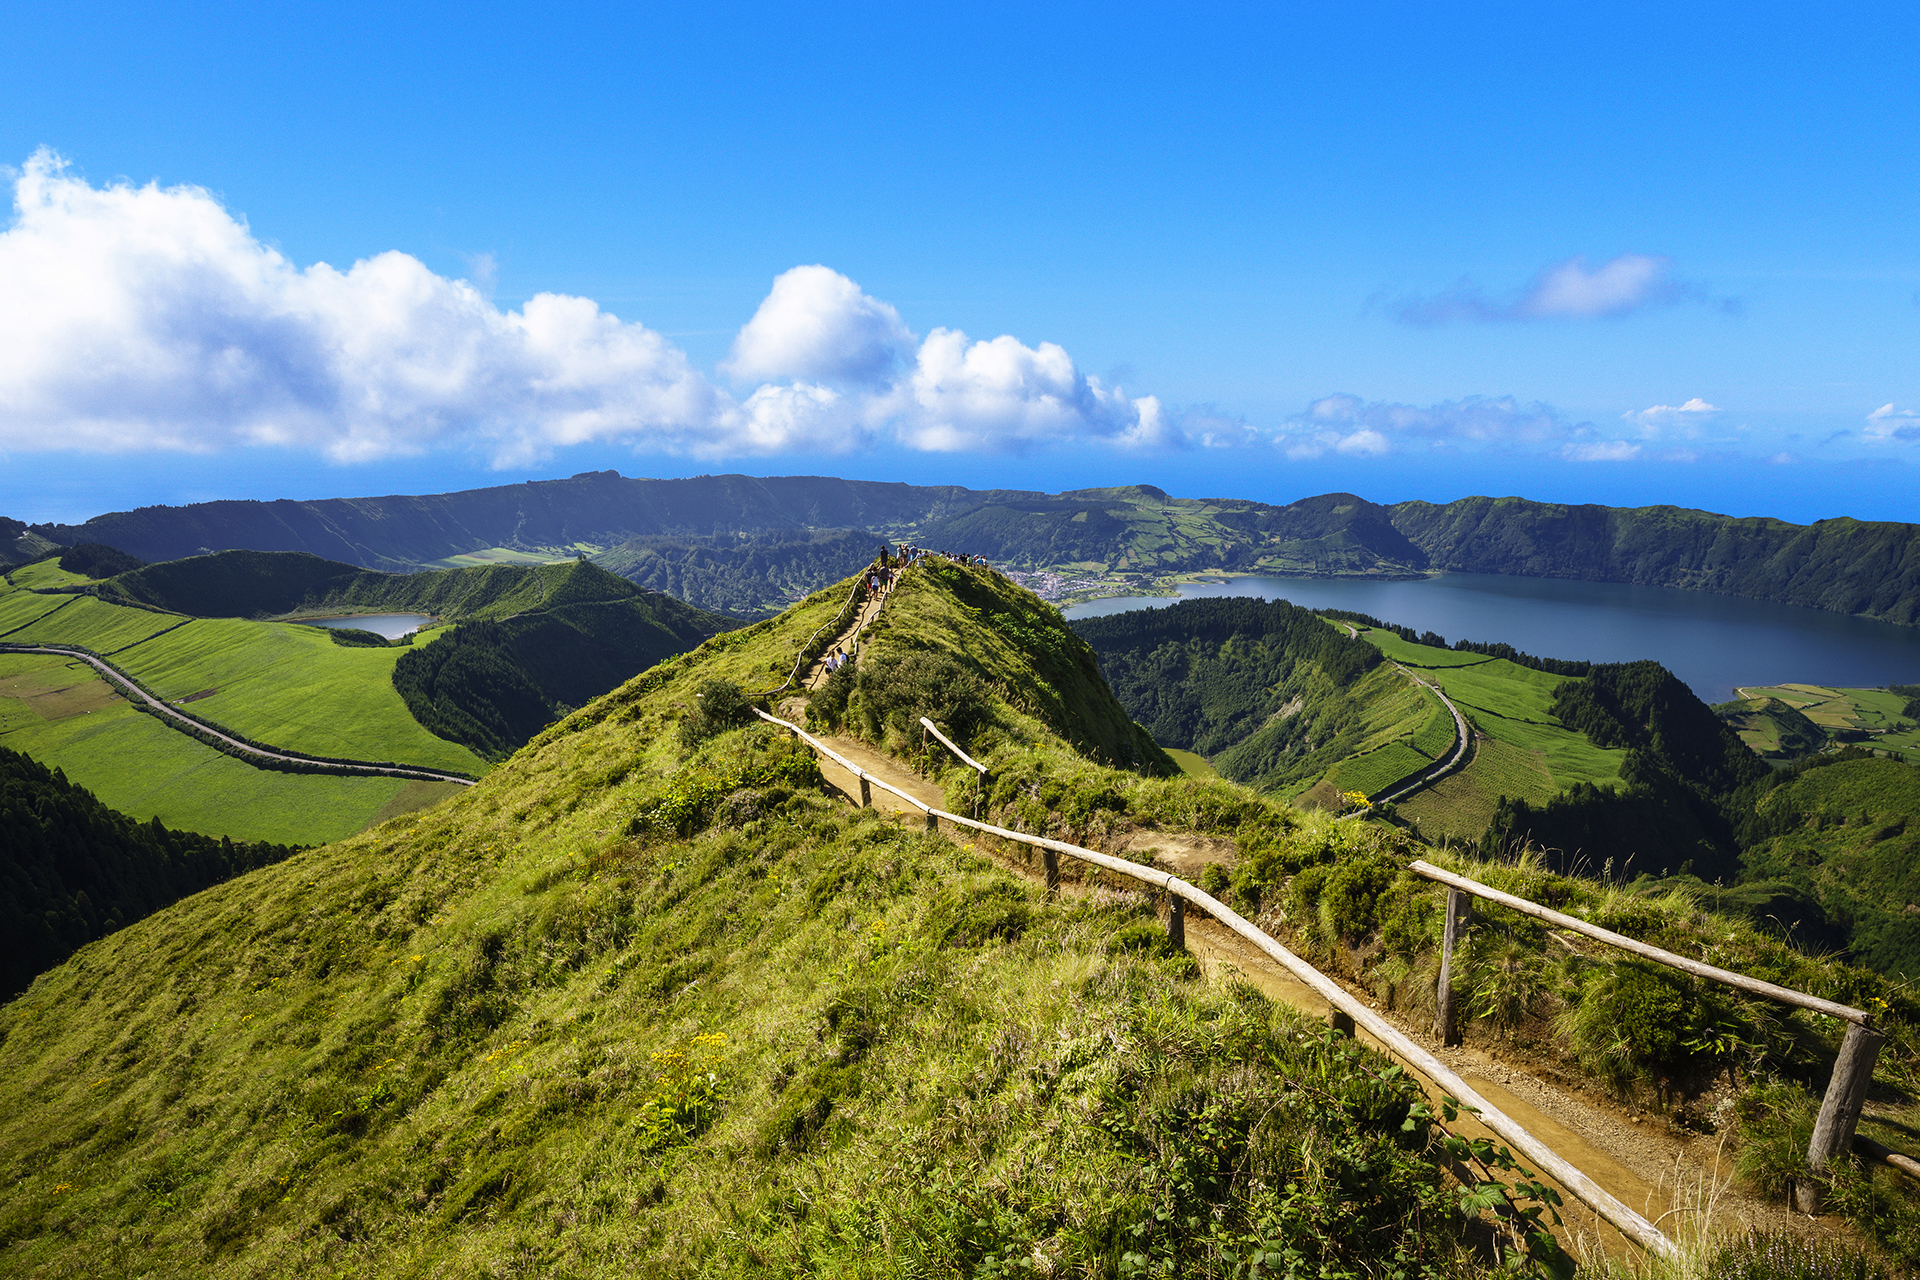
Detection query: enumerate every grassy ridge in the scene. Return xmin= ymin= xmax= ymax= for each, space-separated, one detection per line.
xmin=1 ymin=560 xmax=1916 ymax=1273
xmin=0 ymin=653 xmax=449 ymax=844
xmin=0 ymin=569 xmax=1476 ymax=1276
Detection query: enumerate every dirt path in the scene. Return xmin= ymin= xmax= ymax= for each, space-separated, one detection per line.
xmin=795 ymin=725 xmax=1841 ymax=1259
xmin=1 ymin=645 xmax=477 ymax=785
xmin=801 ymin=591 xmax=886 ymax=692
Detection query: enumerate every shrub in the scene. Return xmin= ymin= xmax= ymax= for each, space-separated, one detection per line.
xmin=678 ymin=678 xmax=758 ymax=747
xmin=855 ymin=648 xmax=991 ymax=741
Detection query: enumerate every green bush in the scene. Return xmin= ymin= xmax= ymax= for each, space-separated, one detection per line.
xmin=855 ymin=648 xmax=991 ymax=741
xmin=678 ymin=678 xmax=758 ymax=747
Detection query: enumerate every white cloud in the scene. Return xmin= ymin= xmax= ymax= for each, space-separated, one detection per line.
xmin=0 ymin=150 xmax=1168 ymax=463
xmin=1396 ymin=252 xmax=1683 ymax=325
xmin=1865 ymin=403 xmax=1920 ymax=443
xmin=1623 ymin=397 xmax=1719 ymax=437
xmin=893 ymin=329 xmax=1166 ymax=451
xmin=722 ymin=264 xmax=913 ymax=386
xmin=1560 ymin=440 xmax=1643 ymax=462
xmin=1280 ymin=393 xmax=1570 ymax=457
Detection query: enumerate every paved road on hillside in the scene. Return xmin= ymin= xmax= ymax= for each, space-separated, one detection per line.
xmin=3 ymin=644 xmax=477 ymax=786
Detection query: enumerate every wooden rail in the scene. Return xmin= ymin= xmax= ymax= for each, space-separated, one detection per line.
xmin=1411 ymin=859 xmax=1885 ymax=1210
xmin=919 ymin=716 xmax=988 ymax=777
xmin=753 ymin=708 xmax=1680 ymax=1261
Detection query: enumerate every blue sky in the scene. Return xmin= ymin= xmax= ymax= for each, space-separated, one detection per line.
xmin=3 ymin=2 xmax=1918 ymax=525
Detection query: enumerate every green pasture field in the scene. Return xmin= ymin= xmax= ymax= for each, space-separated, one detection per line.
xmin=1346 ymin=627 xmax=1627 ymax=809
xmin=1397 ymin=737 xmax=1557 ymax=843
xmin=0 ymin=574 xmax=486 ymax=775
xmin=1324 ymin=741 xmax=1431 ymax=796
xmin=1162 ymin=747 xmax=1219 ymax=778
xmin=419 ymin=545 xmax=580 ymax=570
xmin=1361 ymin=629 xmax=1498 ymax=668
xmin=0 ymin=652 xmax=461 ymax=844
xmin=110 ymin=618 xmax=486 ymax=774
xmin=1736 ymin=682 xmax=1920 ymax=762
xmin=4 ymin=559 xmax=91 ymax=589
xmin=3 ymin=594 xmax=189 ymax=654
xmin=1411 ymin=698 xmax=1457 ymax=757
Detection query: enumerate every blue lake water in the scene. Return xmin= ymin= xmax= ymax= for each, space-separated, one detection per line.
xmin=1062 ymin=574 xmax=1920 ymax=704
xmin=300 ymin=613 xmax=435 ymax=640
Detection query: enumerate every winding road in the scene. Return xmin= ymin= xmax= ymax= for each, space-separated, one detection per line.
xmin=2 ymin=644 xmax=477 ymax=786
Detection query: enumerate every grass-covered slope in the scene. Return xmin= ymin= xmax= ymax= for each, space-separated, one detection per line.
xmin=849 ymin=558 xmax=1173 ymax=772
xmin=0 ymin=745 xmax=300 ymax=997
xmin=0 ymin=570 xmax=1491 ymax=1278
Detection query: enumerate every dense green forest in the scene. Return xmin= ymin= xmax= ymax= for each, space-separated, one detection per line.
xmin=55 ymin=541 xmax=145 ymax=578
xmin=0 ymin=746 xmax=298 ymax=996
xmin=1391 ymin=495 xmax=1920 ymax=627
xmin=1730 ymin=751 xmax=1920 ymax=976
xmin=592 ymin=528 xmax=881 ymax=617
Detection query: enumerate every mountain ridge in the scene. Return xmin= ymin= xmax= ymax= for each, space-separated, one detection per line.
xmin=14 ymin=473 xmax=1920 ymax=627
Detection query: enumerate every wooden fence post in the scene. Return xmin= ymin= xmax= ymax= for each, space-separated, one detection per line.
xmin=924 ymin=810 xmax=937 ymax=832
xmin=1796 ymin=1023 xmax=1887 ymax=1213
xmin=1043 ymin=848 xmax=1059 ymax=898
xmin=1167 ymin=894 xmax=1185 ymax=951
xmin=1435 ymin=886 xmax=1471 ymax=1047
xmin=858 ymin=775 xmax=871 ymax=808
xmin=1329 ymin=1007 xmax=1355 ymax=1037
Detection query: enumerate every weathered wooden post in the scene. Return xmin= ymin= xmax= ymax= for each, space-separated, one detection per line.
xmin=924 ymin=810 xmax=937 ymax=832
xmin=1042 ymin=848 xmax=1060 ymax=898
xmin=858 ymin=774 xmax=872 ymax=808
xmin=1167 ymin=893 xmax=1185 ymax=951
xmin=1796 ymin=1022 xmax=1887 ymax=1213
xmin=1328 ymin=1007 xmax=1355 ymax=1037
xmin=1434 ymin=885 xmax=1472 ymax=1047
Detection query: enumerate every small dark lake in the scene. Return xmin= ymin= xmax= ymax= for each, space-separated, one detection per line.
xmin=1063 ymin=573 xmax=1920 ymax=704
xmin=300 ymin=613 xmax=435 ymax=640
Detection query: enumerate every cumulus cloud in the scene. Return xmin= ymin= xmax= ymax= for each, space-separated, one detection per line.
xmin=1623 ymin=397 xmax=1718 ymax=436
xmin=1865 ymin=403 xmax=1920 ymax=444
xmin=1395 ymin=252 xmax=1683 ymax=325
xmin=722 ymin=264 xmax=913 ymax=386
xmin=0 ymin=150 xmax=1167 ymax=463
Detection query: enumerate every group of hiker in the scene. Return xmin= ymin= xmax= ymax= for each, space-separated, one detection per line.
xmin=822 ymin=544 xmax=996 ymax=683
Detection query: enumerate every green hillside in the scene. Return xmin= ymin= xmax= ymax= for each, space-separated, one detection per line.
xmin=0 ymin=570 xmax=488 ymax=776
xmin=0 ymin=567 xmax=1496 ymax=1278
xmin=1719 ymin=684 xmax=1920 ymax=763
xmin=2 ymin=560 xmax=1915 ymax=1273
xmin=1389 ymin=496 xmax=1920 ymax=628
xmin=1735 ymin=753 xmax=1920 ymax=977
xmin=592 ymin=528 xmax=883 ymax=617
xmin=0 ymin=745 xmax=300 ymax=996
xmin=26 ymin=475 xmax=1920 ymax=628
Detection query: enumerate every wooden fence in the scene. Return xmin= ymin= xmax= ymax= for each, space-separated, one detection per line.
xmin=752 ymin=708 xmax=1680 ymax=1261
xmin=1411 ymin=859 xmax=1887 ymax=1213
